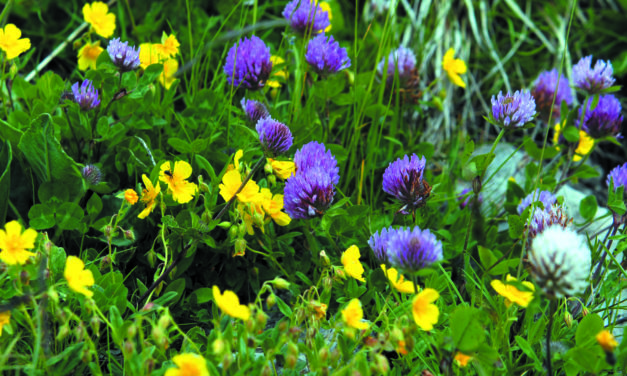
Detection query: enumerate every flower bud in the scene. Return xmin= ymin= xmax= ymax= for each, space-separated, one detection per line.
xmin=213 ymin=338 xmax=225 ymax=354
xmin=319 ymin=347 xmax=329 ymax=363
xmin=57 ymin=324 xmax=70 ymax=341
xmin=264 ymin=162 xmax=273 ymax=175
xmin=320 ymin=250 xmax=331 ymax=267
xmin=127 ymin=324 xmax=137 ymax=338
xmin=20 ymin=271 xmax=29 ymax=285
xmin=270 ymin=277 xmax=290 ymax=290
xmin=222 ymin=354 xmax=233 ymax=370
xmin=374 ymin=353 xmax=390 ymax=374
xmin=267 ymin=293 xmax=277 ymax=309
xmin=142 ymin=302 xmax=155 ymax=311
xmin=564 ymin=311 xmax=573 ymax=328
xmin=100 ymin=255 xmax=112 ymax=271
xmin=91 ymin=316 xmax=101 ymax=336
xmin=124 ymin=229 xmax=135 ymax=241
xmin=158 ymin=314 xmax=170 ymax=329
xmin=82 ymin=164 xmax=102 ymax=186
xmin=201 ymin=210 xmax=213 ymax=223
xmin=260 ymin=364 xmax=272 ymax=376
xmin=218 ymin=221 xmax=232 ymax=229
xmin=123 ymin=340 xmax=135 ymax=355
xmin=256 ymin=311 xmax=268 ymax=329
xmin=147 ymin=250 xmax=157 ymax=268
xmin=267 ymin=174 xmax=276 ymax=187
xmin=234 ymin=238 xmax=247 ymax=257
xmin=285 ymin=354 xmax=298 ymax=369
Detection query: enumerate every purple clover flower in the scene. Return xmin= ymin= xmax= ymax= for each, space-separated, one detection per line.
xmin=106 ymin=38 xmax=140 ymax=72
xmin=607 ymin=162 xmax=627 ymax=192
xmin=573 ymin=56 xmax=615 ymax=94
xmin=284 ymin=167 xmax=335 ymax=219
xmin=517 ymin=189 xmax=557 ymax=215
xmin=458 ymin=188 xmax=483 ymax=209
xmin=577 ymin=95 xmax=623 ymax=139
xmin=381 ymin=226 xmax=443 ymax=273
xmin=527 ymin=204 xmax=572 ymax=239
xmin=382 ymin=154 xmax=431 ymax=212
xmin=305 ymin=33 xmax=350 ymax=76
xmin=71 ymin=79 xmax=100 ymax=110
xmin=368 ymin=227 xmax=392 ymax=262
xmin=82 ymin=164 xmax=102 ymax=185
xmin=531 ymin=69 xmax=573 ymax=119
xmin=256 ymin=117 xmax=293 ymax=155
xmin=377 ymin=46 xmax=417 ymax=87
xmin=282 ymin=0 xmax=330 ymax=34
xmin=491 ymin=90 xmax=537 ymax=128
xmin=224 ymin=36 xmax=272 ymax=90
xmin=241 ymin=98 xmax=269 ymax=124
xmin=294 ymin=141 xmax=340 ymax=185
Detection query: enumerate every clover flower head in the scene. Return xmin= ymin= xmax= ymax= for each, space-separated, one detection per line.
xmin=382 ymin=154 xmax=431 ymax=212
xmin=107 ymin=38 xmax=141 ymax=72
xmin=305 ymin=33 xmax=350 ymax=76
xmin=384 ymin=226 xmax=443 ymax=273
xmin=82 ymin=164 xmax=102 ymax=185
xmin=224 ymin=36 xmax=272 ymax=90
xmin=573 ymin=55 xmax=615 ymax=94
xmin=577 ymin=95 xmax=623 ymax=139
xmin=294 ymin=141 xmax=340 ymax=185
xmin=256 ymin=117 xmax=293 ymax=155
xmin=284 ymin=167 xmax=335 ymax=219
xmin=607 ymin=162 xmax=627 ymax=192
xmin=240 ymin=98 xmax=270 ymax=124
xmin=368 ymin=227 xmax=392 ymax=262
xmin=283 ymin=0 xmax=330 ymax=34
xmin=377 ymin=46 xmax=417 ymax=86
xmin=491 ymin=90 xmax=536 ymax=128
xmin=529 ymin=225 xmax=591 ymax=299
xmin=532 ymin=69 xmax=573 ymax=119
xmin=458 ymin=188 xmax=482 ymax=209
xmin=527 ymin=204 xmax=572 ymax=239
xmin=71 ymin=79 xmax=100 ymax=110
xmin=517 ymin=188 xmax=557 ymax=215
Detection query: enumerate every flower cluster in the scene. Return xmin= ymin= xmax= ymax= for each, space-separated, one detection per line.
xmin=224 ymin=36 xmax=272 ymax=90
xmin=491 ymin=90 xmax=537 ymax=128
xmin=305 ymin=33 xmax=351 ymax=76
xmin=382 ymin=154 xmax=431 ymax=213
xmin=71 ymin=79 xmax=101 ymax=111
xmin=138 ymin=33 xmax=180 ymax=90
xmin=526 ymin=203 xmax=572 ymax=239
xmin=82 ymin=164 xmax=102 ymax=186
xmin=283 ymin=0 xmax=330 ymax=34
xmin=107 ymin=38 xmax=141 ymax=72
xmin=517 ymin=189 xmax=557 ymax=215
xmin=531 ymin=68 xmax=573 ymax=119
xmin=241 ymin=98 xmax=270 ymax=125
xmin=377 ymin=46 xmax=417 ymax=88
xmin=577 ymin=95 xmax=623 ymax=139
xmin=256 ymin=117 xmax=293 ymax=155
xmin=573 ymin=55 xmax=615 ymax=94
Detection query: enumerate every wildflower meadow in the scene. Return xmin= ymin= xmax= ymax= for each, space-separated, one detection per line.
xmin=2 ymin=0 xmax=627 ymax=375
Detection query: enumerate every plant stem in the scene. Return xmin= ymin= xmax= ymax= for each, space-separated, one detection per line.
xmin=546 ymin=300 xmax=556 ymax=375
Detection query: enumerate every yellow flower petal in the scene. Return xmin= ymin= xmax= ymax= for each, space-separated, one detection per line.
xmin=0 ymin=311 xmax=10 ymax=336
xmin=77 ymin=41 xmax=104 ymax=71
xmin=219 ymin=170 xmax=260 ymax=203
xmin=412 ymin=288 xmax=439 ymax=331
xmin=442 ymin=48 xmax=467 ymax=88
xmin=596 ymin=330 xmax=618 ymax=352
xmin=454 ymin=352 xmax=472 ymax=367
xmin=138 ymin=174 xmax=161 ymax=219
xmin=490 ymin=274 xmax=534 ymax=308
xmin=381 ymin=265 xmax=416 ymax=293
xmin=64 ymin=256 xmax=95 ymax=298
xmin=267 ymin=56 xmax=287 ymax=88
xmin=164 ymin=353 xmax=209 ymax=376
xmin=160 ymin=58 xmax=179 ymax=90
xmin=268 ymin=158 xmax=295 ymax=180
xmin=212 ymin=285 xmax=250 ymax=321
xmin=341 ymin=245 xmax=365 ymax=282
xmin=341 ymin=298 xmax=369 ymax=330
xmin=159 ymin=161 xmax=197 ymax=204
xmin=0 ymin=24 xmax=30 ymax=60
xmin=139 ymin=43 xmax=162 ymax=69
xmin=124 ymin=189 xmax=139 ymax=205
xmin=155 ymin=33 xmax=180 ymax=58
xmin=83 ymin=1 xmax=116 ymax=38
xmin=0 ymin=220 xmax=37 ymax=265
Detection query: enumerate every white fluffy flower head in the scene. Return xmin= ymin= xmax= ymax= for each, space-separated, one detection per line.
xmin=529 ymin=225 xmax=591 ymax=299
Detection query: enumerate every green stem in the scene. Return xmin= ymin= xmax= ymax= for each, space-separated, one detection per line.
xmin=546 ymin=300 xmax=556 ymax=375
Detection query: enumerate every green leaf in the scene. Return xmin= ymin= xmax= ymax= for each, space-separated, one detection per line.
xmin=191 ymin=287 xmax=213 ymax=304
xmin=0 ymin=119 xmax=23 ymax=151
xmin=576 ymin=313 xmax=604 ymax=347
xmin=563 ymin=125 xmax=580 ymax=143
xmin=96 ymin=117 xmax=110 ymax=138
xmin=109 ymin=306 xmax=125 ymax=345
xmin=579 ymin=195 xmax=598 ymax=221
xmin=450 ymin=306 xmax=484 ymax=353
xmin=0 ymin=141 xmax=11 ymax=227
xmin=569 ymin=164 xmax=600 ymax=180
xmin=508 ymin=215 xmax=525 ymax=239
xmin=168 ymin=137 xmax=193 ymax=154
xmin=49 ymin=245 xmax=67 ymax=278
xmin=56 ymin=202 xmax=85 ymax=230
xmin=86 ymin=193 xmax=103 ymax=219
xmin=514 ymin=336 xmax=543 ymax=372
xmin=28 ymin=204 xmax=56 ymax=230
xmin=274 ymin=294 xmax=292 ymax=318
xmin=478 ymin=246 xmax=510 ymax=275
xmin=163 ymin=278 xmax=186 ymax=305
xmin=523 ymin=137 xmax=560 ymax=160
xmin=139 ymin=64 xmax=164 ymax=86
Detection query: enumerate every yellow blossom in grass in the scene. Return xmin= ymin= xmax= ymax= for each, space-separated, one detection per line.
xmin=164 ymin=353 xmax=209 ymax=376
xmin=267 ymin=56 xmax=287 ymax=88
xmin=341 ymin=245 xmax=365 ymax=282
xmin=311 ymin=301 xmax=328 ymax=320
xmin=0 ymin=24 xmax=30 ymax=60
xmin=412 ymin=288 xmax=439 ymax=331
xmin=138 ymin=174 xmax=161 ymax=219
xmin=0 ymin=311 xmax=10 ymax=335
xmin=160 ymin=58 xmax=179 ymax=90
xmin=341 ymin=298 xmax=369 ymax=330
xmin=83 ymin=1 xmax=116 ymax=38
xmin=64 ymin=256 xmax=95 ymax=298
xmin=219 ymin=170 xmax=260 ymax=203
xmin=380 ymin=265 xmax=416 ymax=293
xmin=596 ymin=330 xmax=618 ymax=352
xmin=260 ymin=188 xmax=291 ymax=226
xmin=139 ymin=43 xmax=162 ymax=69
xmin=0 ymin=220 xmax=37 ymax=265
xmin=317 ymin=2 xmax=332 ymax=32
xmin=124 ymin=189 xmax=139 ymax=205
xmin=155 ymin=33 xmax=180 ymax=58
xmin=268 ymin=158 xmax=295 ymax=179
xmin=454 ymin=352 xmax=472 ymax=367
xmin=490 ymin=274 xmax=535 ymax=308
xmin=553 ymin=121 xmax=594 ymax=162
xmin=159 ymin=161 xmax=198 ymax=204
xmin=442 ymin=48 xmax=467 ymax=88
xmin=77 ymin=41 xmax=104 ymax=71
xmin=212 ymin=285 xmax=250 ymax=321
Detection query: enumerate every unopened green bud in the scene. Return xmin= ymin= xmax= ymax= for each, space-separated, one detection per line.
xmin=270 ymin=277 xmax=290 ymax=290
xmin=267 ymin=174 xmax=276 ymax=187
xmin=320 ymin=250 xmax=331 ymax=267
xmin=124 ymin=229 xmax=135 ymax=241
xmin=127 ymin=324 xmax=137 ymax=338
xmin=213 ymin=338 xmax=225 ymax=354
xmin=158 ymin=314 xmax=170 ymax=329
xmin=267 ymin=293 xmax=276 ymax=309
xmin=218 ymin=221 xmax=232 ymax=229
xmin=234 ymin=238 xmax=247 ymax=256
xmin=91 ymin=316 xmax=101 ymax=336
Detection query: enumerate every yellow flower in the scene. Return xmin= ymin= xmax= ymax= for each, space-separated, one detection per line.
xmin=0 ymin=220 xmax=37 ymax=265
xmin=64 ymin=256 xmax=95 ymax=298
xmin=311 ymin=301 xmax=327 ymax=320
xmin=341 ymin=245 xmax=365 ymax=282
xmin=380 ymin=265 xmax=416 ymax=293
xmin=0 ymin=24 xmax=30 ymax=60
xmin=318 ymin=2 xmax=332 ymax=32
xmin=267 ymin=158 xmax=295 ymax=179
xmin=553 ymin=121 xmax=594 ymax=162
xmin=212 ymin=285 xmax=250 ymax=321
xmin=267 ymin=56 xmax=287 ymax=88
xmin=454 ymin=352 xmax=472 ymax=367
xmin=596 ymin=330 xmax=618 ymax=352
xmin=138 ymin=174 xmax=161 ymax=219
xmin=139 ymin=43 xmax=162 ymax=69
xmin=160 ymin=58 xmax=179 ymax=90
xmin=0 ymin=311 xmax=10 ymax=336
xmin=159 ymin=161 xmax=198 ymax=204
xmin=83 ymin=1 xmax=116 ymax=38
xmin=124 ymin=189 xmax=139 ymax=205
xmin=341 ymin=298 xmax=369 ymax=330
xmin=155 ymin=33 xmax=180 ymax=58
xmin=412 ymin=288 xmax=439 ymax=331
xmin=442 ymin=48 xmax=467 ymax=88
xmin=219 ymin=170 xmax=260 ymax=203
xmin=260 ymin=189 xmax=291 ymax=226
xmin=77 ymin=41 xmax=104 ymax=71
xmin=490 ymin=274 xmax=535 ymax=308
xmin=164 ymin=353 xmax=209 ymax=376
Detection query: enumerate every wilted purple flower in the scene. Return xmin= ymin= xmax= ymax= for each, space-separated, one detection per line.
xmin=241 ymin=98 xmax=269 ymax=124
xmin=383 ymin=226 xmax=443 ymax=273
xmin=377 ymin=46 xmax=417 ymax=87
xmin=283 ymin=0 xmax=330 ymax=34
xmin=573 ymin=56 xmax=615 ymax=94
xmin=294 ymin=141 xmax=340 ymax=185
xmin=458 ymin=188 xmax=482 ymax=209
xmin=71 ymin=79 xmax=100 ymax=110
xmin=305 ymin=33 xmax=350 ymax=76
xmin=368 ymin=227 xmax=392 ymax=262
xmin=577 ymin=95 xmax=623 ymax=139
xmin=517 ymin=189 xmax=557 ymax=215
xmin=224 ymin=36 xmax=272 ymax=90
xmin=284 ymin=167 xmax=335 ymax=219
xmin=491 ymin=90 xmax=536 ymax=128
xmin=256 ymin=117 xmax=293 ymax=155
xmin=531 ymin=69 xmax=573 ymax=119
xmin=106 ymin=37 xmax=140 ymax=72
xmin=607 ymin=162 xmax=627 ymax=192
xmin=527 ymin=204 xmax=572 ymax=239
xmin=382 ymin=154 xmax=431 ymax=212
xmin=82 ymin=164 xmax=102 ymax=185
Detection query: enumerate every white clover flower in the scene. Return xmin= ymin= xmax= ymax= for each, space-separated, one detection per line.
xmin=529 ymin=225 xmax=591 ymax=299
